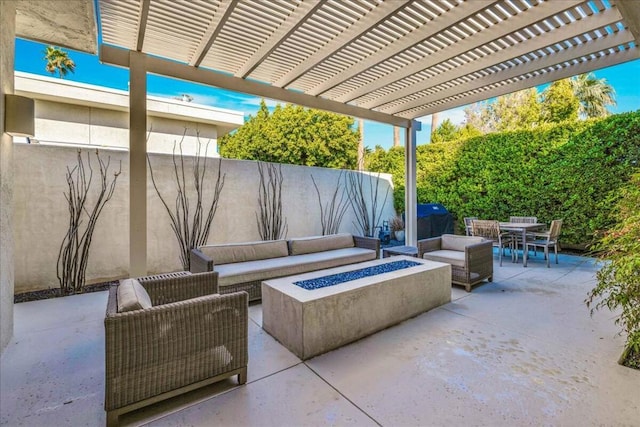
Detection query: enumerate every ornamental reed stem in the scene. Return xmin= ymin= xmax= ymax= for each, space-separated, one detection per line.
xmin=57 ymin=149 xmax=121 ymax=294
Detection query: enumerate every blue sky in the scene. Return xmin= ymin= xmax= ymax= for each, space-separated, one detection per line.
xmin=16 ymin=38 xmax=640 ymax=150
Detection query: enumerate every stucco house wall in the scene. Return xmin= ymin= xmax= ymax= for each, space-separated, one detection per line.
xmin=14 ymin=72 xmax=244 ymax=156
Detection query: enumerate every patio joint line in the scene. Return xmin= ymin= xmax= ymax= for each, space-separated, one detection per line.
xmin=303 ymin=363 xmax=383 ymax=427
xmin=150 ymin=362 xmax=307 ymax=425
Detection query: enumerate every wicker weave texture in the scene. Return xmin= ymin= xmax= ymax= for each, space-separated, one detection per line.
xmin=105 ymin=272 xmax=248 ymax=413
xmin=418 ymin=236 xmax=493 ymax=292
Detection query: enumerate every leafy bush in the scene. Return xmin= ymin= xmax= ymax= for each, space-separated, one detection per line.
xmin=587 ymin=172 xmax=640 ymax=368
xmin=368 ymin=111 xmax=640 ymax=247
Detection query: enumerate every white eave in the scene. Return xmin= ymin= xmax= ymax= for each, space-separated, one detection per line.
xmin=14 ymin=72 xmax=245 ymax=131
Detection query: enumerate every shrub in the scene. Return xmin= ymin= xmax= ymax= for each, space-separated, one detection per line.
xmin=587 ymin=172 xmax=640 ymax=368
xmin=369 ymin=111 xmax=640 ymax=246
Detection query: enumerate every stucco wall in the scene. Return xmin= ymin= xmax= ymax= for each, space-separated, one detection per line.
xmin=14 ymin=144 xmax=395 ymax=292
xmin=1 ymin=1 xmax=16 ymax=352
xmin=32 ymin=99 xmax=219 ymax=156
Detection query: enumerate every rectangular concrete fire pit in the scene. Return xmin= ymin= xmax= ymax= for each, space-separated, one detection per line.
xmin=262 ymin=256 xmax=451 ymax=360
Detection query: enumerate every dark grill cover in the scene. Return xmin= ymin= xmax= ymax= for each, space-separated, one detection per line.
xmin=417 ymin=203 xmax=449 ymax=217
xmin=416 ymin=203 xmax=454 ymax=239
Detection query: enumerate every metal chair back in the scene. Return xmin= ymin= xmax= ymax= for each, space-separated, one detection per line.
xmin=509 ymin=216 xmax=537 ymax=223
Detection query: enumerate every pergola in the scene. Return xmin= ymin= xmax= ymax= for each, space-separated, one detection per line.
xmin=11 ymin=0 xmax=640 ymax=276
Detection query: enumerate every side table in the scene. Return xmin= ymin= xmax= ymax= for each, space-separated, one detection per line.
xmin=382 ymin=245 xmax=418 ymax=258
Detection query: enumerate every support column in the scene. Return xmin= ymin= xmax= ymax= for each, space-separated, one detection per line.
xmin=129 ymin=52 xmax=147 ymax=277
xmin=0 ymin=1 xmax=16 ymax=353
xmin=404 ymin=120 xmax=420 ymax=247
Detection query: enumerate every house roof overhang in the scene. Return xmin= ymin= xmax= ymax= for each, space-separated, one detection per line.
xmin=15 ymin=0 xmax=97 ymax=53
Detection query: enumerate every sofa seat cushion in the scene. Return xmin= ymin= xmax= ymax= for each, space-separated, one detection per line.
xmin=422 ymin=250 xmax=466 ymax=267
xmin=117 ymin=278 xmax=152 ymax=312
xmin=288 ymin=233 xmax=354 ymax=255
xmin=199 ymin=240 xmax=289 ymax=265
xmin=216 ymin=247 xmax=376 ymax=287
xmin=440 ymin=234 xmax=484 ymax=252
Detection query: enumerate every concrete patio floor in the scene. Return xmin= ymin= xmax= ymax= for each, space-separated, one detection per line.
xmin=2 ymin=253 xmax=639 ymax=426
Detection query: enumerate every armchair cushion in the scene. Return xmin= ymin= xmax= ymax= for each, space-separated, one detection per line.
xmin=288 ymin=233 xmax=354 ymax=255
xmin=422 ymin=250 xmax=466 ymax=267
xmin=117 ymin=278 xmax=152 ymax=312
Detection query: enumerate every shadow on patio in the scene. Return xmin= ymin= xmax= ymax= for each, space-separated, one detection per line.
xmin=2 ymin=253 xmax=639 ymax=426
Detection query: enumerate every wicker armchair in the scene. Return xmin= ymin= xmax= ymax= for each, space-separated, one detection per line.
xmin=104 ymin=272 xmax=248 ymax=426
xmin=418 ymin=234 xmax=493 ymax=292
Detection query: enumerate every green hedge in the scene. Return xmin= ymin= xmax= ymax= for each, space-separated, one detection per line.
xmin=372 ymin=111 xmax=640 ymax=248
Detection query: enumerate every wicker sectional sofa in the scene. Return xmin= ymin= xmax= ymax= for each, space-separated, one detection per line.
xmin=190 ymin=233 xmax=380 ymax=301
xmin=418 ymin=234 xmax=493 ymax=292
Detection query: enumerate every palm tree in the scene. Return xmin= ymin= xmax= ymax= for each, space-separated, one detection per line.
xmin=570 ymin=73 xmax=616 ymax=118
xmin=43 ymin=46 xmax=76 ymax=79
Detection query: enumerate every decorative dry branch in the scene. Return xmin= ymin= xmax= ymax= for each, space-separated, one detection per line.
xmin=256 ymin=162 xmax=288 ymax=240
xmin=311 ymin=170 xmax=349 ymax=235
xmin=346 ymin=171 xmax=390 ymax=237
xmin=57 ymin=150 xmax=121 ymax=294
xmin=148 ymin=130 xmax=225 ymax=270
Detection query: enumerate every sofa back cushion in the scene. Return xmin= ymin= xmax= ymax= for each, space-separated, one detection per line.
xmin=199 ymin=240 xmax=289 ymax=265
xmin=441 ymin=234 xmax=484 ymax=252
xmin=288 ymin=233 xmax=354 ymax=255
xmin=117 ymin=278 xmax=152 ymax=312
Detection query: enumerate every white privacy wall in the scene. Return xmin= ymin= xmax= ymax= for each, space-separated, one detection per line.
xmin=13 ymin=144 xmax=395 ymax=293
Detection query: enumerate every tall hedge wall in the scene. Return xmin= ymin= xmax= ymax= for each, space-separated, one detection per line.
xmin=385 ymin=111 xmax=640 ymax=248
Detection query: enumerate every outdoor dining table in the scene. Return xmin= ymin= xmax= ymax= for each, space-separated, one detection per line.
xmin=499 ymin=222 xmax=546 ymax=267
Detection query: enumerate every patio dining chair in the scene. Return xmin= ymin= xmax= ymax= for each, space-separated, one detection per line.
xmin=463 ymin=216 xmax=478 ymax=236
xmin=525 ymin=220 xmax=563 ymax=267
xmin=509 ymin=216 xmax=538 ymax=251
xmin=471 ymin=219 xmax=515 ymax=266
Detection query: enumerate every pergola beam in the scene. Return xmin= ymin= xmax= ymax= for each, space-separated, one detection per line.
xmin=235 ymin=0 xmax=326 ymax=78
xmin=405 ymin=45 xmax=640 ymax=119
xmin=189 ymin=0 xmax=238 ymax=67
xmin=615 ymin=0 xmax=640 ymax=42
xmin=135 ymin=0 xmax=150 ymax=52
xmin=273 ymin=0 xmax=409 ymax=88
xmin=345 ymin=0 xmax=586 ymax=106
xmin=306 ymin=1 xmax=496 ymax=97
xmin=100 ymin=45 xmax=411 ymax=128
xmin=391 ymin=24 xmax=633 ymax=116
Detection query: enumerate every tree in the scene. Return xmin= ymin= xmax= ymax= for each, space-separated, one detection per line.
xmin=43 ymin=46 xmax=75 ymax=79
xmin=464 ymin=88 xmax=541 ymax=133
xmin=219 ymin=100 xmax=359 ymax=169
xmin=393 ymin=126 xmax=401 ymax=147
xmin=570 ymin=73 xmax=616 ymax=118
xmin=541 ymin=79 xmax=579 ymax=123
xmin=430 ymin=119 xmax=459 ymax=143
xmin=431 ymin=112 xmax=440 ymax=138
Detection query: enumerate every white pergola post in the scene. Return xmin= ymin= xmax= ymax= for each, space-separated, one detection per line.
xmin=404 ymin=120 xmax=420 ymax=247
xmin=129 ymin=51 xmax=147 ymax=277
